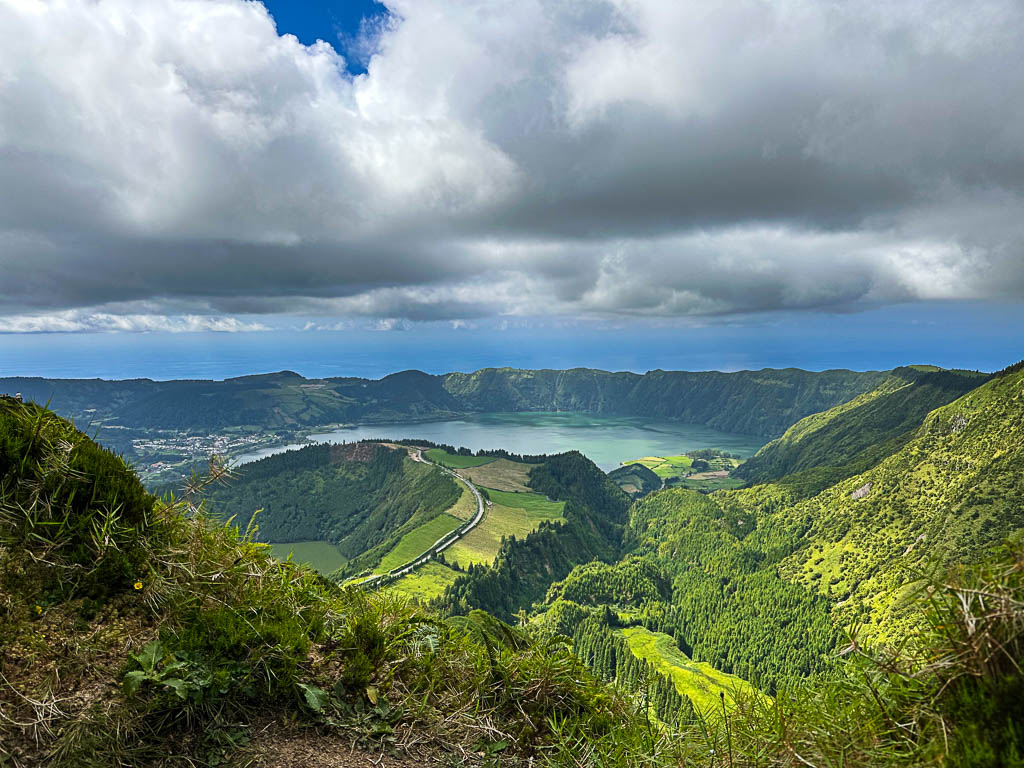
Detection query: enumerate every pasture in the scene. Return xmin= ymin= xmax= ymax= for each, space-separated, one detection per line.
xmin=618 ymin=627 xmax=760 ymax=716
xmin=375 ymin=513 xmax=462 ymax=573
xmin=457 ymin=458 xmax=534 ymax=492
xmin=424 ymin=448 xmax=495 ymax=468
xmin=268 ymin=540 xmax=346 ymax=575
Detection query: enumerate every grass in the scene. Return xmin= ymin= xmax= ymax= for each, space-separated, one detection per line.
xmin=445 ymin=490 xmax=565 ymax=568
xmin=625 ymin=455 xmax=693 ymax=480
xmin=456 ymin=458 xmax=533 ymax=492
xmin=618 ymin=627 xmax=761 ymax=717
xmin=269 ymin=541 xmax=347 ymax=574
xmin=424 ymin=448 xmax=494 ymax=468
xmin=676 ymin=476 xmax=746 ymax=492
xmin=445 ymin=504 xmax=530 ymax=567
xmin=484 ymin=488 xmax=565 ymax=519
xmin=386 ymin=561 xmax=460 ymax=601
xmin=445 ymin=478 xmax=478 ymax=521
xmin=374 ymin=513 xmax=462 ymax=573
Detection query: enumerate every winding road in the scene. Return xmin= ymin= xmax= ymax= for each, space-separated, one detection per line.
xmin=356 ymin=448 xmax=486 ymax=589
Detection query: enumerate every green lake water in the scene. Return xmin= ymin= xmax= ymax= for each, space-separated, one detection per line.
xmin=302 ymin=412 xmax=768 ymax=472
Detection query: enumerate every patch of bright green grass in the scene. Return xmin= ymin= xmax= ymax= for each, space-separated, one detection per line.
xmin=484 ymin=488 xmax=565 ymax=519
xmin=445 ymin=478 xmax=479 ymax=521
xmin=618 ymin=626 xmax=761 ymax=717
xmin=445 ymin=504 xmax=537 ymax=567
xmin=375 ymin=514 xmax=461 ymax=573
xmin=268 ymin=541 xmax=347 ymax=575
xmin=387 ymin=561 xmax=460 ymax=601
xmin=624 ymin=455 xmax=694 ymax=480
xmin=678 ymin=476 xmax=746 ymax=492
xmin=424 ymin=448 xmax=495 ymax=468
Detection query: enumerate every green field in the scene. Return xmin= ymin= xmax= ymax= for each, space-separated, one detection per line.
xmin=625 ymin=454 xmax=742 ymax=485
xmin=445 ymin=503 xmax=534 ymax=567
xmin=424 ymin=448 xmax=495 ymax=468
xmin=387 ymin=561 xmax=460 ymax=601
xmin=375 ymin=514 xmax=462 ymax=573
xmin=445 ymin=478 xmax=479 ymax=520
xmin=457 ymin=458 xmax=533 ymax=492
xmin=618 ymin=627 xmax=761 ymax=716
xmin=484 ymin=488 xmax=565 ymax=518
xmin=269 ymin=541 xmax=347 ymax=574
xmin=676 ymin=476 xmax=746 ymax=492
xmin=625 ymin=455 xmax=694 ymax=480
xmin=446 ymin=490 xmax=564 ymax=567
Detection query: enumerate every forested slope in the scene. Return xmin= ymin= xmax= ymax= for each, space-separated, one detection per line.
xmin=733 ymin=366 xmax=988 ymax=490
xmin=541 ymin=363 xmax=1023 ymax=711
xmin=203 ymin=441 xmax=460 ymax=573
xmin=433 ymin=451 xmax=631 ymax=621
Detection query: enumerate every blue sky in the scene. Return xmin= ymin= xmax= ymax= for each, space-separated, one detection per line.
xmin=3 ymin=302 xmax=1020 ymax=381
xmin=0 ymin=1 xmax=1022 ymax=379
xmin=260 ymin=1 xmax=386 ymax=73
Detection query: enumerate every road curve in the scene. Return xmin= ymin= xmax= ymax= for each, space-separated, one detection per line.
xmin=356 ymin=448 xmax=486 ymax=589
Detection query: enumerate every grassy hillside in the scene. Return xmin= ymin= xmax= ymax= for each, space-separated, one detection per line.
xmin=734 ymin=367 xmax=988 ymax=491
xmin=541 ymin=365 xmax=1024 ymax=716
xmin=618 ymin=627 xmax=759 ymax=716
xmin=607 ymin=461 xmax=662 ymax=497
xmin=201 ymin=441 xmax=460 ymax=577
xmin=0 ymin=398 xmax=655 ymax=766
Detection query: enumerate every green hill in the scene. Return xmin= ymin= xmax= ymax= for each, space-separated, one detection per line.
xmin=540 ymin=365 xmax=1024 ymax=710
xmin=202 ymin=441 xmax=460 ymax=578
xmin=733 ymin=366 xmax=988 ymax=492
xmin=607 ymin=461 xmax=662 ymax=497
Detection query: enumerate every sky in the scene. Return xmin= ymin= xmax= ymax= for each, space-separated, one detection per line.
xmin=1 ymin=0 xmax=1022 ymax=378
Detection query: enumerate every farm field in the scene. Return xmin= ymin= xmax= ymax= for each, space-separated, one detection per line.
xmin=677 ymin=475 xmax=746 ymax=492
xmin=423 ymin=448 xmax=494 ymax=468
xmin=485 ymin=488 xmax=565 ymax=519
xmin=456 ymin=458 xmax=533 ymax=492
xmin=446 ymin=489 xmax=565 ymax=567
xmin=388 ymin=561 xmax=460 ymax=601
xmin=268 ymin=540 xmax=347 ymax=574
xmin=626 ymin=455 xmax=693 ymax=479
xmin=374 ymin=514 xmax=461 ymax=573
xmin=445 ymin=479 xmax=479 ymax=520
xmin=618 ymin=627 xmax=760 ymax=716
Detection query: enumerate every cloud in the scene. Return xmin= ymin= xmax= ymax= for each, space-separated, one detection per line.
xmin=0 ymin=0 xmax=1022 ymax=330
xmin=0 ymin=310 xmax=269 ymax=334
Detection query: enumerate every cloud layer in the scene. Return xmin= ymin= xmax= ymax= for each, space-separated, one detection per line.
xmin=1 ymin=0 xmax=1023 ymax=330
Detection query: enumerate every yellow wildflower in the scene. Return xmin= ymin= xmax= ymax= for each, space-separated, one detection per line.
xmin=133 ymin=581 xmax=143 ymax=591
xmin=35 ymin=605 xmax=42 ymax=615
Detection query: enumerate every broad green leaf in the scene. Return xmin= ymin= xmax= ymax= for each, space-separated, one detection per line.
xmin=162 ymin=678 xmax=189 ymax=700
xmin=122 ymin=670 xmax=147 ymax=697
xmin=297 ymin=683 xmax=329 ymax=712
xmin=132 ymin=640 xmax=162 ymax=674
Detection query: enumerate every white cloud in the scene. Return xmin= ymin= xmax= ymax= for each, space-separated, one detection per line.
xmin=0 ymin=0 xmax=1022 ymax=330
xmin=0 ymin=311 xmax=269 ymax=334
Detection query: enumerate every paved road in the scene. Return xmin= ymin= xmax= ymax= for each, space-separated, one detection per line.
xmin=357 ymin=448 xmax=486 ymax=588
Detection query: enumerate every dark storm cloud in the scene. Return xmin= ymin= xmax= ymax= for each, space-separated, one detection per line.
xmin=0 ymin=0 xmax=1023 ymax=330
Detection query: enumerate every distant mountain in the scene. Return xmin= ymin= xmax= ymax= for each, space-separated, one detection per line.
xmin=3 ymin=365 xmax=895 ymax=439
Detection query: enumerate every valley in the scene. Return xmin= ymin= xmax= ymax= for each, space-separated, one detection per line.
xmin=2 ymin=361 xmax=1021 ymax=767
